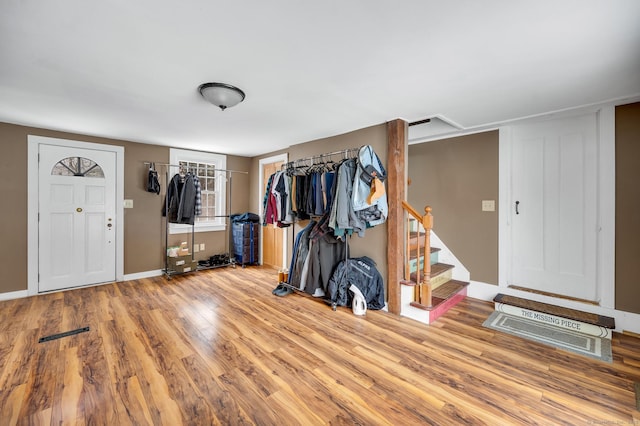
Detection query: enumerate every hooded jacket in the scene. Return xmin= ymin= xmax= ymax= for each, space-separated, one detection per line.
xmin=352 ymin=145 xmax=388 ymax=228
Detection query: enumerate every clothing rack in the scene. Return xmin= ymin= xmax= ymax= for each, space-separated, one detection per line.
xmin=144 ymin=161 xmax=248 ymax=277
xmin=280 ymin=147 xmax=360 ymax=171
xmin=274 ymin=147 xmax=360 ymax=308
xmin=144 ymin=162 xmax=248 ymax=176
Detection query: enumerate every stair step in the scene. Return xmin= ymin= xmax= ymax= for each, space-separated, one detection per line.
xmin=493 ymin=293 xmax=615 ymax=329
xmin=409 ymin=280 xmax=469 ymax=311
xmin=408 ymin=232 xmax=439 ymax=251
xmin=408 ymin=249 xmax=439 ymax=272
xmin=408 ymin=263 xmax=454 ymax=289
xmin=408 ymin=246 xmax=440 ymax=255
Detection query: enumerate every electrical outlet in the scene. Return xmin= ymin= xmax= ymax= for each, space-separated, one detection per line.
xmin=123 ymin=199 xmax=133 ymax=209
xmin=200 ymin=243 xmax=205 ymax=251
xmin=482 ymin=200 xmax=495 ymax=212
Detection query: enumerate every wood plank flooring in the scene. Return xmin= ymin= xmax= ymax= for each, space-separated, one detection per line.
xmin=0 ymin=266 xmax=639 ymax=425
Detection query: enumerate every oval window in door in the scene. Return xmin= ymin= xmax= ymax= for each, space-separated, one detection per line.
xmin=51 ymin=156 xmax=104 ymax=177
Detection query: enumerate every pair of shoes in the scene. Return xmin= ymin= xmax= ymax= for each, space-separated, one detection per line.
xmin=273 ymin=285 xmax=293 ymax=297
xmin=272 ymin=284 xmax=285 ymax=295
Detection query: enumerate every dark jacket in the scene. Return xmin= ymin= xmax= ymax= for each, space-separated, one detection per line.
xmin=163 ymin=173 xmax=197 ymax=225
xmin=327 ymin=256 xmax=385 ymax=310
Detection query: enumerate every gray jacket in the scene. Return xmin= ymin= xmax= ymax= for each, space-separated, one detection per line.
xmin=329 ymin=159 xmax=366 ymax=238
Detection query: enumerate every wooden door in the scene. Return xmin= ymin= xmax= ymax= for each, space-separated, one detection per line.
xmin=262 ymin=161 xmax=284 ymax=269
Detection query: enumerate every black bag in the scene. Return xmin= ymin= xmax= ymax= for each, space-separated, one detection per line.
xmin=360 ymin=164 xmax=381 ymax=185
xmin=358 ymin=145 xmax=386 ymax=186
xmin=147 ymin=165 xmax=161 ymax=194
xmin=230 ymin=212 xmax=260 ymax=223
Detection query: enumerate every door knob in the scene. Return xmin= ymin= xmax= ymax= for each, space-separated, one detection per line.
xmin=76 ymin=207 xmax=83 ymax=213
xmin=107 ymin=223 xmax=113 ymax=228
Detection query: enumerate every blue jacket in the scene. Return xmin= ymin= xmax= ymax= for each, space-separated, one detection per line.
xmin=352 ymin=145 xmax=388 ymax=227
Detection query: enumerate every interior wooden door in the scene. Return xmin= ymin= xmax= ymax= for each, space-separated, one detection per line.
xmin=508 ymin=113 xmax=598 ymax=301
xmin=262 ymin=161 xmax=284 ymax=269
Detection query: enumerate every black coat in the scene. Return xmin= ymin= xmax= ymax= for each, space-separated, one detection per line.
xmin=162 ymin=173 xmax=196 ymax=225
xmin=327 ymin=256 xmax=385 ymax=310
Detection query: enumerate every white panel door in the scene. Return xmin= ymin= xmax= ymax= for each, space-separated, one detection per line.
xmin=509 ymin=113 xmax=598 ymax=301
xmin=38 ymin=144 xmax=116 ymax=292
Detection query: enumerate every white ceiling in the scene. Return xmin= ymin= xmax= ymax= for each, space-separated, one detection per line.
xmin=1 ymin=1 xmax=639 ymax=157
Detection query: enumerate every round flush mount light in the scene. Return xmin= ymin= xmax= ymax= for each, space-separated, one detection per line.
xmin=198 ymin=82 xmax=246 ymax=111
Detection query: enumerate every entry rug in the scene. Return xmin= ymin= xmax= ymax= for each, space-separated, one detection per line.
xmin=483 ymin=311 xmax=612 ymax=363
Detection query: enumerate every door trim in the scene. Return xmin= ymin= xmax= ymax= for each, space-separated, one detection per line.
xmin=498 ymin=104 xmax=616 ymax=309
xmin=27 ymin=135 xmax=125 ymax=295
xmin=258 ymin=153 xmax=288 ymax=268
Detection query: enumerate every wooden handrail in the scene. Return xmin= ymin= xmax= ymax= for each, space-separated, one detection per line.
xmin=402 ymin=201 xmax=433 ymax=308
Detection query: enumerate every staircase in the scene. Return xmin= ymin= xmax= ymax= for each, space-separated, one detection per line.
xmin=399 ymin=202 xmax=468 ymax=325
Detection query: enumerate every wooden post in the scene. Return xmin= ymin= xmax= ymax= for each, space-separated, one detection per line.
xmin=421 ymin=206 xmax=433 ymax=307
xmin=387 ymin=119 xmax=407 ymax=315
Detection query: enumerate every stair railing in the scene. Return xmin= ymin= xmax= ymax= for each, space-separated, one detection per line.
xmin=402 ymin=201 xmax=433 ymax=308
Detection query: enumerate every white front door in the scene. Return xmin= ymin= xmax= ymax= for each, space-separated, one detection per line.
xmin=38 ymin=144 xmax=117 ymax=292
xmin=508 ymin=113 xmax=598 ymax=301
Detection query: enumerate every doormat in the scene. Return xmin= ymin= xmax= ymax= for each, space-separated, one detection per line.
xmin=483 ymin=311 xmax=612 ymax=363
xmin=39 ymin=327 xmax=90 ymax=343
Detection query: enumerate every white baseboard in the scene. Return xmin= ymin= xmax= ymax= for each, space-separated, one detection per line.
xmin=467 ymin=281 xmax=640 ymax=335
xmin=467 ymin=280 xmax=501 ymax=301
xmin=123 ymin=269 xmax=164 ymax=281
xmin=0 ymin=290 xmax=29 ymax=302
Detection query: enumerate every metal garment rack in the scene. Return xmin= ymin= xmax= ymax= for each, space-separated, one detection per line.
xmin=145 ymin=162 xmax=248 ymax=277
xmin=276 ymin=147 xmax=360 ymax=307
xmin=280 ymin=147 xmax=360 ymax=171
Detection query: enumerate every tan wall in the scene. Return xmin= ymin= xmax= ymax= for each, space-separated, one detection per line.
xmin=0 ymin=122 xmax=250 ymax=294
xmin=615 ymin=102 xmax=640 ymax=314
xmin=0 ymin=123 xmax=30 ymax=293
xmin=408 ymin=131 xmax=499 ymax=284
xmin=250 ymin=124 xmax=389 ymax=288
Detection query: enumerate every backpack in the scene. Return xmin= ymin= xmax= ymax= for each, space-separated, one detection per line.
xmin=147 ymin=165 xmax=161 ymax=194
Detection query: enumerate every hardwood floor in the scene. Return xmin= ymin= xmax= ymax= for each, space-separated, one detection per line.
xmin=1 ymin=266 xmax=639 ymax=425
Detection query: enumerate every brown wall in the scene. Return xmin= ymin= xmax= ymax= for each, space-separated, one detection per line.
xmin=0 ymin=122 xmax=250 ymax=294
xmin=408 ymin=131 xmax=499 ymax=284
xmin=250 ymin=124 xmax=389 ymax=287
xmin=615 ymin=102 xmax=640 ymax=314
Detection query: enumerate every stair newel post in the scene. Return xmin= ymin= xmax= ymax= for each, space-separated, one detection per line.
xmin=405 ymin=216 xmax=410 ymax=283
xmin=421 ymin=206 xmax=433 ymax=307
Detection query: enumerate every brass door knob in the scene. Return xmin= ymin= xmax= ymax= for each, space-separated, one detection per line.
xmin=76 ymin=207 xmax=83 ymax=212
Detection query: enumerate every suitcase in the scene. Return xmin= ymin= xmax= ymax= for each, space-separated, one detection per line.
xmin=232 ymin=222 xmax=259 ymax=266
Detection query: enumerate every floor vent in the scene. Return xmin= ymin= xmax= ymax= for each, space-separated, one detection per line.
xmin=39 ymin=327 xmax=90 ymax=343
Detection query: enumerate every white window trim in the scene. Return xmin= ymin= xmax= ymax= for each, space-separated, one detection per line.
xmin=168 ymin=148 xmax=227 ymax=234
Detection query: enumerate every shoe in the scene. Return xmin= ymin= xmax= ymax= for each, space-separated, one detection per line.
xmin=274 ymin=286 xmax=293 ymax=297
xmin=272 ymin=284 xmax=285 ymax=295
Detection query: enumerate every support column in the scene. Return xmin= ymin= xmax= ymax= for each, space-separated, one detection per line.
xmin=386 ymin=119 xmax=407 ymax=315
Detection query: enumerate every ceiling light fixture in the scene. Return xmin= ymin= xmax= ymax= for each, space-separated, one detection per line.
xmin=198 ymin=82 xmax=246 ymax=111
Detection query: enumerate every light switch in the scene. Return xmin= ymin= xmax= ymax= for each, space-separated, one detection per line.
xmin=124 ymin=199 xmax=134 ymax=209
xmin=200 ymin=243 xmax=205 ymax=251
xmin=482 ymin=200 xmax=495 ymax=212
